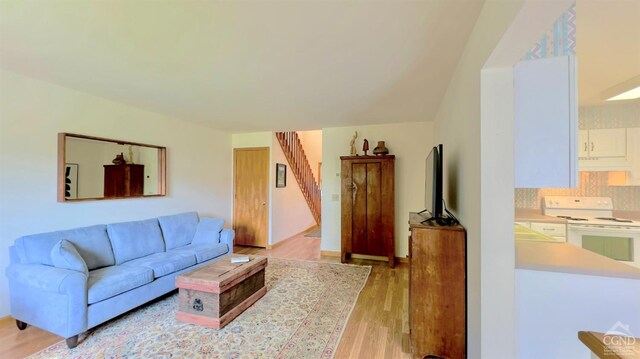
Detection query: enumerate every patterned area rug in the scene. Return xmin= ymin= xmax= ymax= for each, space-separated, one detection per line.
xmin=29 ymin=258 xmax=370 ymax=359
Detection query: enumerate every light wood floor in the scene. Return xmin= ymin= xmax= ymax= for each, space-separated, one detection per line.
xmin=0 ymin=229 xmax=410 ymax=358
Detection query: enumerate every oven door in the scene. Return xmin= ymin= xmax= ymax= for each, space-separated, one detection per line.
xmin=567 ymin=224 xmax=640 ymax=268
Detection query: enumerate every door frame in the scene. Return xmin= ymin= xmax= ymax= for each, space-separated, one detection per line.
xmin=233 ymin=147 xmax=270 ymax=248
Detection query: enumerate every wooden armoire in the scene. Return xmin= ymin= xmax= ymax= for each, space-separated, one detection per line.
xmin=340 ymin=155 xmax=395 ymax=268
xmin=104 ymin=164 xmax=144 ymax=198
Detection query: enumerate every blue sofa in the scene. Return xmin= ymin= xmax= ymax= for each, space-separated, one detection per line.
xmin=5 ymin=212 xmax=234 ymax=348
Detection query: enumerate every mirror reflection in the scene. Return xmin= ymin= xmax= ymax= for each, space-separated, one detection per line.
xmin=59 ymin=133 xmax=166 ymax=201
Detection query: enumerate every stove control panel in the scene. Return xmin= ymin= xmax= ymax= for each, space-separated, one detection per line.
xmin=543 ymin=196 xmax=613 ymax=210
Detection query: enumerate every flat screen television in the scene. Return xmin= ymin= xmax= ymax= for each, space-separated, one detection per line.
xmin=423 ymin=144 xmax=443 ymax=220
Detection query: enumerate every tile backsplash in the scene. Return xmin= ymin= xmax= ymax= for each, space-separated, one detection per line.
xmin=515 ymin=172 xmax=640 ymax=211
xmin=580 ymin=103 xmax=640 ymax=130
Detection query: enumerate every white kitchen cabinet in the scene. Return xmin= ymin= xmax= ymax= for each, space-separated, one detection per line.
xmin=515 ymin=221 xmax=566 ymax=242
xmin=578 ymin=130 xmax=589 ymax=158
xmin=606 ymin=128 xmax=640 ymax=185
xmin=529 ymin=222 xmax=566 ymax=242
xmin=579 ymin=128 xmax=632 ymax=171
xmin=585 ymin=128 xmax=626 ymax=158
xmin=515 ymin=55 xmax=577 ymax=188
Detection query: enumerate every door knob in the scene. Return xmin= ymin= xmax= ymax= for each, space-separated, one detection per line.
xmin=262 ymin=202 xmax=266 ymax=206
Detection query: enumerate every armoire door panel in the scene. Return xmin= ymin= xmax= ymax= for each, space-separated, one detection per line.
xmin=366 ymin=163 xmax=384 ymax=255
xmin=340 ymin=155 xmax=395 ymax=268
xmin=352 ymin=163 xmax=368 ymax=254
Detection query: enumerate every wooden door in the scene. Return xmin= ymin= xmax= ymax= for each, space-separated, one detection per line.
xmin=351 ymin=162 xmax=384 ymax=256
xmin=366 ymin=163 xmax=383 ymax=255
xmin=352 ymin=163 xmax=368 ymax=254
xmin=233 ymin=147 xmax=269 ymax=247
xmin=104 ymin=165 xmax=124 ymax=197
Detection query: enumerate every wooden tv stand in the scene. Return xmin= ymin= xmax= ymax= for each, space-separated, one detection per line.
xmin=408 ymin=212 xmax=466 ymax=358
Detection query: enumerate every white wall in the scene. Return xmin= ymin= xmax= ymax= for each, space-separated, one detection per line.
xmin=433 ymin=1 xmax=572 ymax=357
xmin=66 ymin=138 xmax=109 ymax=198
xmin=0 ymin=69 xmax=233 ymax=317
xmin=516 ymin=269 xmax=640 ymax=358
xmin=231 ymin=132 xmax=272 ymax=149
xmin=231 ymin=132 xmax=316 ymax=245
xmin=297 ymin=130 xmax=323 ymax=182
xmin=321 ymin=121 xmax=432 ymax=258
xmin=138 ymin=146 xmax=159 ymax=195
xmin=271 ymin=133 xmax=316 ymax=244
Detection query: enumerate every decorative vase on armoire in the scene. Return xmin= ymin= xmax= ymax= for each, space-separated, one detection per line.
xmin=339 ymin=154 xmax=395 ymax=268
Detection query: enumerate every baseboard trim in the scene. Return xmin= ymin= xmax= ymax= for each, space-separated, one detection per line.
xmin=301 ymin=224 xmax=320 ymax=235
xmin=320 ymin=250 xmax=340 ymax=257
xmin=320 ymin=251 xmax=408 ymax=263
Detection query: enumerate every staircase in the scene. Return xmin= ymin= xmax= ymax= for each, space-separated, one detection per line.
xmin=275 ymin=132 xmax=321 ymax=224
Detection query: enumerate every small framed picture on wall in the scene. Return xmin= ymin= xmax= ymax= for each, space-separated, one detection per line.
xmin=65 ymin=163 xmax=79 ymax=199
xmin=276 ymin=163 xmax=286 ymax=188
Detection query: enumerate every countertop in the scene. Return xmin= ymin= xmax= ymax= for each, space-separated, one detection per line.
xmin=514 ymin=224 xmax=557 ymax=241
xmin=515 ymin=208 xmax=567 ymax=223
xmin=579 ymin=331 xmax=640 ymax=359
xmin=516 ymin=240 xmax=640 ymax=280
xmin=516 ymin=208 xmax=640 ymax=222
xmin=614 ymin=210 xmax=640 ymax=221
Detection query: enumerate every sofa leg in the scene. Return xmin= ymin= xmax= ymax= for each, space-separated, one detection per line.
xmin=15 ymin=320 xmax=27 ymax=330
xmin=66 ymin=335 xmax=79 ymax=349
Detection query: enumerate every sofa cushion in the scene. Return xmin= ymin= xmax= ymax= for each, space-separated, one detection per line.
xmin=15 ymin=225 xmax=115 ymax=270
xmin=158 ymin=212 xmax=199 ymax=250
xmin=121 ymin=252 xmax=196 ymax=278
xmin=107 ymin=219 xmax=165 ymax=265
xmin=87 ymin=266 xmax=153 ymax=304
xmin=170 ymin=243 xmax=229 ymax=263
xmin=50 ymin=240 xmax=88 ymax=276
xmin=191 ymin=218 xmax=225 ymax=245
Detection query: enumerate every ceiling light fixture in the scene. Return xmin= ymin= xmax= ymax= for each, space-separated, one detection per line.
xmin=606 ymin=86 xmax=640 ymax=101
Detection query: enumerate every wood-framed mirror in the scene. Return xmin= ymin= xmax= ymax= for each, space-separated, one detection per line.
xmin=58 ymin=133 xmax=166 ymax=202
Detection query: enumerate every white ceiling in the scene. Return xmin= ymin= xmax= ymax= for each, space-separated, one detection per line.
xmin=577 ymin=0 xmax=640 ymax=105
xmin=0 ymin=0 xmax=484 ymax=132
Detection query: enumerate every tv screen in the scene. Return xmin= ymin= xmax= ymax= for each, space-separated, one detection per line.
xmin=424 ymin=144 xmax=443 ymax=219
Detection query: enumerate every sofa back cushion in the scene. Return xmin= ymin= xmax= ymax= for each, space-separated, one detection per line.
xmin=107 ymin=218 xmax=165 ymax=265
xmin=14 ymin=224 xmax=115 ymax=270
xmin=157 ymin=212 xmax=199 ymax=250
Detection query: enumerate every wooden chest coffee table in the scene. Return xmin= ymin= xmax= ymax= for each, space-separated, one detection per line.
xmin=175 ymin=255 xmax=267 ymax=329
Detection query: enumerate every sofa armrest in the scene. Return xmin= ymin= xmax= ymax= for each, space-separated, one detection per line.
xmin=220 ymin=229 xmax=235 ymax=253
xmin=5 ymin=263 xmax=87 ymax=295
xmin=6 ymin=263 xmax=88 ymax=338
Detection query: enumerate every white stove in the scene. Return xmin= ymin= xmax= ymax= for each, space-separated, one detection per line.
xmin=543 ymin=196 xmax=640 ymax=268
